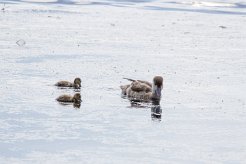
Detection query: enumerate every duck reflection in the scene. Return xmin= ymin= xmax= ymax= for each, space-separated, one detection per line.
xmin=58 ymin=102 xmax=81 ymax=109
xmin=73 ymin=102 xmax=81 ymax=109
xmin=151 ymin=100 xmax=162 ymax=121
xmin=127 ymin=99 xmax=162 ymax=121
xmin=130 ymin=100 xmax=148 ymax=108
xmin=56 ymin=93 xmax=82 ymax=109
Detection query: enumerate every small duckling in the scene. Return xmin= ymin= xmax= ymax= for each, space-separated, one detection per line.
xmin=56 ymin=93 xmax=81 ymax=103
xmin=55 ymin=78 xmax=81 ymax=89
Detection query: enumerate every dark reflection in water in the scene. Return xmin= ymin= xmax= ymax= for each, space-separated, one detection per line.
xmin=129 ymin=100 xmax=148 ymax=108
xmin=55 ymin=87 xmax=81 ymax=93
xmin=126 ymin=97 xmax=162 ymax=121
xmin=58 ymin=102 xmax=81 ymax=109
xmin=151 ymin=100 xmax=162 ymax=121
xmin=73 ymin=102 xmax=81 ymax=109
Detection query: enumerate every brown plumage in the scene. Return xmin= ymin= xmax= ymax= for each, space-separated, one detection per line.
xmin=120 ymin=76 xmax=163 ymax=102
xmin=56 ymin=93 xmax=81 ymax=103
xmin=55 ymin=78 xmax=81 ymax=89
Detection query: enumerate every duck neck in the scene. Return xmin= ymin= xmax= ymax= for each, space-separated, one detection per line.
xmin=152 ymin=84 xmax=161 ymax=100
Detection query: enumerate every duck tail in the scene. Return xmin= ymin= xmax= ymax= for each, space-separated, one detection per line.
xmin=123 ymin=78 xmax=135 ymax=82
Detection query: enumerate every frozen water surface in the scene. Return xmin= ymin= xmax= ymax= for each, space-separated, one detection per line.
xmin=0 ymin=0 xmax=246 ymax=163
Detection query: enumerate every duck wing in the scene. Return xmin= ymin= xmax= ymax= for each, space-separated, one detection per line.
xmin=136 ymin=80 xmax=152 ymax=87
xmin=123 ymin=78 xmax=152 ymax=87
xmin=130 ymin=81 xmax=152 ymax=93
xmin=55 ymin=81 xmax=73 ymax=87
xmin=122 ymin=78 xmax=152 ymax=101
xmin=126 ymin=85 xmax=152 ymax=102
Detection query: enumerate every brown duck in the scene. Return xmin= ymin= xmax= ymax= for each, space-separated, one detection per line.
xmin=55 ymin=78 xmax=81 ymax=89
xmin=56 ymin=93 xmax=81 ymax=103
xmin=120 ymin=76 xmax=163 ymax=102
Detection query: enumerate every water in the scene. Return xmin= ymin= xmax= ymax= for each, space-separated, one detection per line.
xmin=1 ymin=0 xmax=246 ymax=163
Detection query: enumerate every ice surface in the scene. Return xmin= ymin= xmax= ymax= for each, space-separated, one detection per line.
xmin=0 ymin=0 xmax=246 ymax=163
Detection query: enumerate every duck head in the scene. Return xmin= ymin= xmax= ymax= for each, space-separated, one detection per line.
xmin=74 ymin=78 xmax=81 ymax=88
xmin=152 ymin=76 xmax=163 ymax=100
xmin=73 ymin=93 xmax=82 ymax=103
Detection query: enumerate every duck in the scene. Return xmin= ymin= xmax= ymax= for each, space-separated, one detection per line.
xmin=120 ymin=76 xmax=163 ymax=102
xmin=55 ymin=77 xmax=81 ymax=89
xmin=56 ymin=93 xmax=81 ymax=103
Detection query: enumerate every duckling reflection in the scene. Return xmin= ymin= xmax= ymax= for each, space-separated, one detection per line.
xmin=56 ymin=93 xmax=82 ymax=109
xmin=73 ymin=102 xmax=81 ymax=109
xmin=151 ymin=100 xmax=162 ymax=121
xmin=58 ymin=101 xmax=81 ymax=109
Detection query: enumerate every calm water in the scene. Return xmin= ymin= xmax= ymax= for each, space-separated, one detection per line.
xmin=1 ymin=0 xmax=246 ymax=163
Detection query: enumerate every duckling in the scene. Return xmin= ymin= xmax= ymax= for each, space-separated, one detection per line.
xmin=120 ymin=76 xmax=163 ymax=102
xmin=56 ymin=93 xmax=81 ymax=103
xmin=55 ymin=78 xmax=81 ymax=89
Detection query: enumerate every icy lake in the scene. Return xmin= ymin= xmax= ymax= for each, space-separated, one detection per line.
xmin=0 ymin=0 xmax=246 ymax=163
